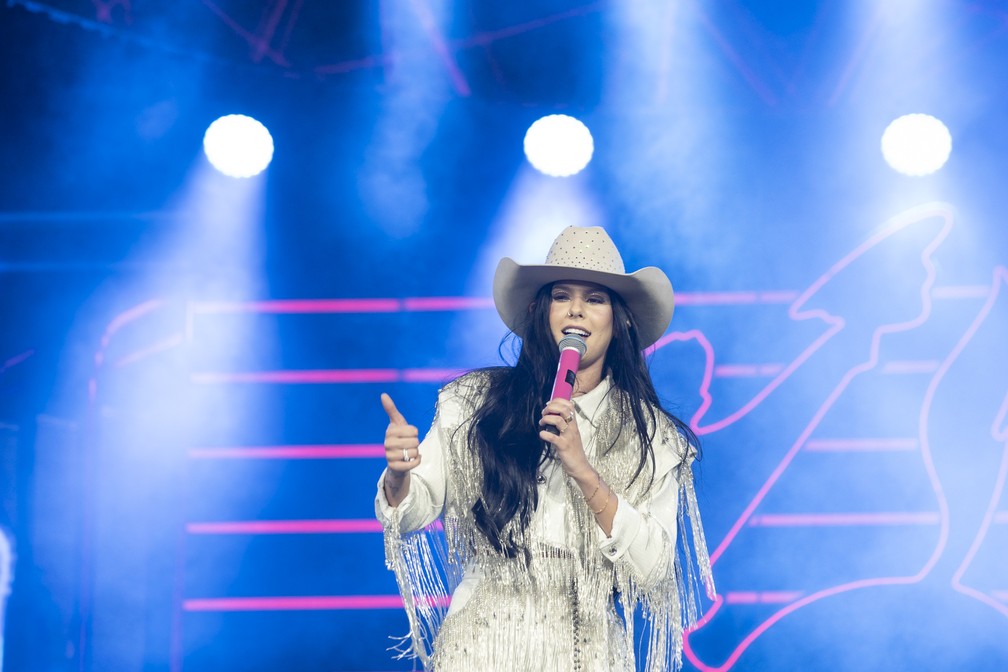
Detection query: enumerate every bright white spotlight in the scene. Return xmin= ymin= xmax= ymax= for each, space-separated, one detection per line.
xmin=202 ymin=114 xmax=274 ymax=178
xmin=523 ymin=114 xmax=594 ymax=177
xmin=880 ymin=113 xmax=952 ymax=176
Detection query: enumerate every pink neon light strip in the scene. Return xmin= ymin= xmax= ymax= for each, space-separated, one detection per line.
xmin=685 ymin=206 xmax=967 ymax=672
xmin=314 ymin=53 xmax=388 ymax=76
xmin=403 ymin=368 xmax=469 ymax=382
xmin=724 ymin=591 xmax=803 ymax=605
xmin=189 ymin=290 xmax=801 ymax=318
xmin=675 ymin=291 xmax=798 ymax=306
xmin=189 ymin=445 xmax=385 ymax=459
xmin=938 ymin=270 xmax=1008 ymax=623
xmin=191 ymin=368 xmax=471 ymax=385
xmin=714 ymin=364 xmax=785 ymax=378
xmin=756 ymin=291 xmax=801 ymax=303
xmin=183 ymin=595 xmax=408 ymax=611
xmin=191 ymin=369 xmax=400 ymax=384
xmin=692 ymin=204 xmax=955 ymax=443
xmin=664 ymin=291 xmax=769 ymax=306
xmin=0 ymin=349 xmax=35 ymax=374
xmin=190 ymin=299 xmax=401 ymax=314
xmin=186 ymin=518 xmax=443 ymax=535
xmin=882 ymin=360 xmax=941 ymax=374
xmin=113 ymin=334 xmax=184 ymax=368
xmin=189 ymin=297 xmax=494 ymax=315
xmin=748 ymin=512 xmax=940 ymax=527
xmin=406 ymin=0 xmax=471 ymax=95
xmin=803 ymin=438 xmax=918 ymax=451
xmin=994 ymin=591 xmax=1008 ymax=602
xmin=645 ymin=330 xmax=716 ymax=432
xmin=950 ymin=392 xmax=1008 ymax=618
xmin=198 ymin=0 xmax=290 ymax=66
xmin=402 ymin=297 xmax=495 ymax=310
xmin=931 ymin=285 xmax=991 ymax=299
xmin=704 ymin=204 xmax=956 ymax=557
xmin=187 ymin=519 xmax=382 ymax=534
xmin=692 ymin=2 xmax=777 ymax=106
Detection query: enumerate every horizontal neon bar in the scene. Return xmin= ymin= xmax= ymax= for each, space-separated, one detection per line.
xmin=191 ymin=368 xmax=473 ymax=385
xmin=755 ymin=291 xmax=801 ymax=303
xmin=804 ymin=438 xmax=918 ymax=452
xmin=995 ymin=591 xmax=1008 ymax=602
xmin=186 ymin=519 xmax=443 ymax=535
xmin=714 ymin=364 xmax=784 ymax=377
xmin=676 ymin=292 xmax=756 ymax=305
xmin=932 ymin=285 xmax=991 ymax=299
xmin=187 ymin=519 xmax=383 ymax=534
xmin=190 ymin=298 xmax=495 ymax=314
xmin=183 ymin=594 xmax=451 ymax=612
xmin=402 ymin=368 xmax=468 ymax=382
xmin=189 ymin=445 xmax=385 ymax=459
xmin=725 ymin=591 xmax=803 ymax=604
xmin=675 ymin=291 xmax=798 ymax=305
xmin=188 ymin=291 xmax=802 ymax=317
xmin=192 ymin=369 xmax=401 ymax=384
xmin=881 ymin=360 xmax=941 ymax=374
xmin=402 ymin=297 xmax=495 ymax=311
xmin=191 ymin=299 xmax=401 ymax=314
xmin=748 ymin=512 xmax=940 ymax=527
xmin=184 ymin=595 xmax=398 ymax=611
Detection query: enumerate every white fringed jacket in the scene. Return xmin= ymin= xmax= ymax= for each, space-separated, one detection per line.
xmin=375 ymin=372 xmax=714 ymax=671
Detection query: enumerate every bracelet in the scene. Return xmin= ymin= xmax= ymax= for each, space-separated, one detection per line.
xmin=590 ymin=486 xmax=612 ymax=516
xmin=583 ymin=474 xmax=602 ymax=507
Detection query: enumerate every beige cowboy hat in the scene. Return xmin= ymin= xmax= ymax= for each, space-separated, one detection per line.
xmin=492 ymin=226 xmax=675 ymax=348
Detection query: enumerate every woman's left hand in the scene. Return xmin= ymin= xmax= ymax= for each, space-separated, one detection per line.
xmin=539 ymin=399 xmax=593 ymax=480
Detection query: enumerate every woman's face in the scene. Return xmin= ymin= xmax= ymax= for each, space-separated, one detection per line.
xmin=548 ymin=280 xmax=614 ymax=376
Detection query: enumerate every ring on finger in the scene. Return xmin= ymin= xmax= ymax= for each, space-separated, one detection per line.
xmin=566 ymin=412 xmax=574 ymax=422
xmin=402 ymin=447 xmax=410 ymax=462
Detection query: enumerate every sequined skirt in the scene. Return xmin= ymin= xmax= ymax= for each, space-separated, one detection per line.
xmin=430 ymin=570 xmax=630 ymax=672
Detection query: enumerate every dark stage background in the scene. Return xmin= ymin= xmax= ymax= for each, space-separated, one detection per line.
xmin=1 ymin=1 xmax=1007 ymax=670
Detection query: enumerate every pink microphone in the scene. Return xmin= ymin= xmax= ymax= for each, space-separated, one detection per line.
xmin=543 ymin=334 xmax=587 ymax=442
xmin=550 ymin=333 xmax=587 ymax=402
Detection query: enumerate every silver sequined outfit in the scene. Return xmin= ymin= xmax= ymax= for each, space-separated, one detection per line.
xmin=376 ymin=372 xmax=714 ymax=671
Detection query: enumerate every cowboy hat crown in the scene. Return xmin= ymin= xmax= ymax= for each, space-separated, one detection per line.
xmin=492 ymin=226 xmax=674 ymax=348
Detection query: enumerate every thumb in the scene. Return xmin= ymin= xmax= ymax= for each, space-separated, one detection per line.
xmin=380 ymin=393 xmax=408 ymax=426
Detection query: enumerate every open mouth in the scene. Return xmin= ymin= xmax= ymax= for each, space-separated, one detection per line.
xmin=562 ymin=327 xmax=590 ymax=338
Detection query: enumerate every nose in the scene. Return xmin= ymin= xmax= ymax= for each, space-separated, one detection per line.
xmin=567 ymin=298 xmax=584 ymax=318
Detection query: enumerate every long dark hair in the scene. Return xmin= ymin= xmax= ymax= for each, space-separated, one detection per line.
xmin=467 ymin=283 xmax=699 ymax=558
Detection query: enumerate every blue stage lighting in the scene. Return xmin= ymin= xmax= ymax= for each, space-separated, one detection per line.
xmin=523 ymin=114 xmax=594 ymax=177
xmin=881 ymin=113 xmax=952 ymax=176
xmin=202 ymin=114 xmax=274 ymax=178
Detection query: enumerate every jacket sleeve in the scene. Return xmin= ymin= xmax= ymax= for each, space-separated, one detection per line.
xmin=595 ymin=433 xmax=685 ymax=590
xmin=374 ymin=387 xmax=458 ymax=533
xmin=600 ymin=422 xmax=715 ymax=672
xmin=372 ymin=381 xmax=474 ymax=666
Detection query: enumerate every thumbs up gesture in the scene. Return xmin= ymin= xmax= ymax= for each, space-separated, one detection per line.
xmin=381 ymin=393 xmax=421 ymax=474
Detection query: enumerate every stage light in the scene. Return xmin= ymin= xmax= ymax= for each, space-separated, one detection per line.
xmin=880 ymin=113 xmax=952 ymax=176
xmin=202 ymin=114 xmax=274 ymax=178
xmin=523 ymin=114 xmax=594 ymax=177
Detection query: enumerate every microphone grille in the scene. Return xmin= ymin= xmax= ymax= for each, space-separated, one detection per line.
xmin=558 ymin=333 xmax=587 ymax=356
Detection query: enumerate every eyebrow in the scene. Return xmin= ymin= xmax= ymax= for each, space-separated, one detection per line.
xmin=553 ymin=284 xmax=607 ymax=296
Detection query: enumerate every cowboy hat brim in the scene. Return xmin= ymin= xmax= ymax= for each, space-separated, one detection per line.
xmin=492 ymin=258 xmax=674 ymax=349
